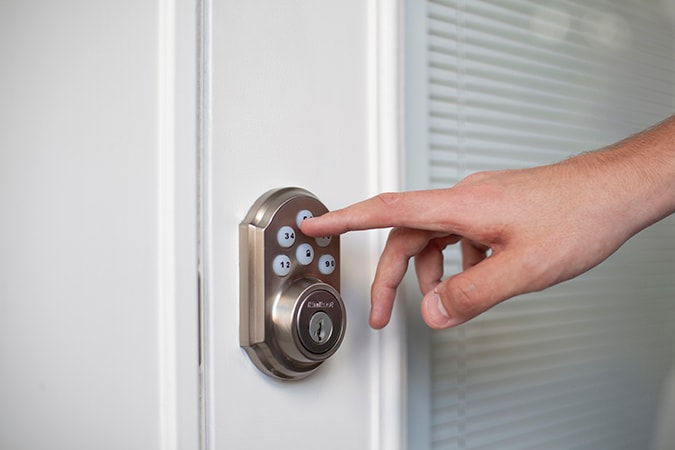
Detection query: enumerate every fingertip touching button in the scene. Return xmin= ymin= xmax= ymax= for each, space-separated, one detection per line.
xmin=296 ymin=209 xmax=314 ymax=229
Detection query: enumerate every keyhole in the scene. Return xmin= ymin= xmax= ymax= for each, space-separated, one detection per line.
xmin=316 ymin=319 xmax=324 ymax=342
xmin=308 ymin=311 xmax=333 ymax=345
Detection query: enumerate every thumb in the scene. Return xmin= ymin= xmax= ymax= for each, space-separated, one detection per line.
xmin=420 ymin=252 xmax=535 ymax=329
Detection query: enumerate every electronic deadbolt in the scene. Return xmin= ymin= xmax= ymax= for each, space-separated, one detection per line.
xmin=239 ymin=187 xmax=346 ymax=380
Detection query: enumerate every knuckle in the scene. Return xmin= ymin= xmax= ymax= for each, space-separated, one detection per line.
xmin=456 ymin=171 xmax=491 ymax=187
xmin=445 ymin=275 xmax=480 ymax=318
xmin=386 ymin=226 xmax=425 ymax=247
xmin=375 ymin=191 xmax=403 ymax=207
xmin=384 ymin=228 xmax=408 ymax=253
xmin=387 ymin=226 xmax=407 ymax=240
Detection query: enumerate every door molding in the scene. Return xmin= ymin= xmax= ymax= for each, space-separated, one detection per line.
xmin=157 ymin=0 xmax=201 ymax=449
xmin=368 ymin=1 xmax=406 ymax=449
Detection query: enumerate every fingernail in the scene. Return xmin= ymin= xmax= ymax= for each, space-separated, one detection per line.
xmin=424 ymin=291 xmax=454 ymax=329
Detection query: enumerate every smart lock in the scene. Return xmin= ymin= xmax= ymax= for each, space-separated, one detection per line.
xmin=239 ymin=187 xmax=346 ymax=380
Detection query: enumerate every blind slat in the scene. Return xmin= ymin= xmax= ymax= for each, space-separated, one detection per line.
xmin=406 ymin=0 xmax=675 ymax=448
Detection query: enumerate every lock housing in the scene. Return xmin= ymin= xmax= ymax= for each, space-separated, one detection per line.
xmin=239 ymin=187 xmax=346 ymax=380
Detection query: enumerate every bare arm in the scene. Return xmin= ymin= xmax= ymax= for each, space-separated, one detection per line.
xmin=301 ymin=115 xmax=675 ymax=329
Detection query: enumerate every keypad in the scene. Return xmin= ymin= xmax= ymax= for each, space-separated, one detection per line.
xmin=272 ymin=208 xmax=338 ymax=278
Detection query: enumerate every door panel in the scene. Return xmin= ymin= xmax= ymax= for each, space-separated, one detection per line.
xmin=206 ymin=1 xmax=383 ymax=448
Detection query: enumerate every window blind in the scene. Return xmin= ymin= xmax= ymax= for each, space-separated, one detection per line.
xmin=404 ymin=1 xmax=675 ymax=449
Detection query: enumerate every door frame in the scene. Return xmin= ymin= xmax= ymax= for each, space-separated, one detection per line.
xmin=367 ymin=0 xmax=407 ymax=449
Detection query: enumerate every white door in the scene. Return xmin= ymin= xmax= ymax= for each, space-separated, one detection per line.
xmin=0 ymin=1 xmax=404 ymax=449
xmin=205 ymin=1 xmax=404 ymax=449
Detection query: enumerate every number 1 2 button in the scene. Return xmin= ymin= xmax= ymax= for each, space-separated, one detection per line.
xmin=272 ymin=254 xmax=292 ymax=276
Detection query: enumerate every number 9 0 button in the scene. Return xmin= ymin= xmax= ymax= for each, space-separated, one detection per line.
xmin=318 ymin=254 xmax=336 ymax=275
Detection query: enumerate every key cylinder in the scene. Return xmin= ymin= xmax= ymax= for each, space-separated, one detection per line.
xmin=295 ymin=286 xmax=344 ymax=355
xmin=308 ymin=311 xmax=333 ymax=344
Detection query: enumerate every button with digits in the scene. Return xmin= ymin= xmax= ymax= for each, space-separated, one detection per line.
xmin=277 ymin=225 xmax=296 ymax=248
xmin=318 ymin=254 xmax=336 ymax=275
xmin=296 ymin=209 xmax=314 ymax=228
xmin=315 ymin=236 xmax=332 ymax=247
xmin=272 ymin=254 xmax=292 ymax=277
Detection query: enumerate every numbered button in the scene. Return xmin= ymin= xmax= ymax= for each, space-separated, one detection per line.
xmin=314 ymin=236 xmax=332 ymax=247
xmin=276 ymin=226 xmax=296 ymax=248
xmin=272 ymin=254 xmax=292 ymax=276
xmin=296 ymin=209 xmax=314 ymax=228
xmin=296 ymin=243 xmax=315 ymax=266
xmin=318 ymin=254 xmax=336 ymax=275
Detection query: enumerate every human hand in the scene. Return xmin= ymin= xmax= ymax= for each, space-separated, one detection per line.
xmin=301 ymin=145 xmax=674 ymax=329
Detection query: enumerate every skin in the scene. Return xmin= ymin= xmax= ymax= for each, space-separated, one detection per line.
xmin=302 ymin=115 xmax=675 ymax=330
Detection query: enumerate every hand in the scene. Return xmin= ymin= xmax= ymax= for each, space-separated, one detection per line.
xmin=302 ymin=134 xmax=675 ymax=329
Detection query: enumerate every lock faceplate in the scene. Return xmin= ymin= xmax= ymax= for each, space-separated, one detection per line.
xmin=239 ymin=187 xmax=346 ymax=380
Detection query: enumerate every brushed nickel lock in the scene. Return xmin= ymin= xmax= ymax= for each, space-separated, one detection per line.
xmin=239 ymin=187 xmax=346 ymax=380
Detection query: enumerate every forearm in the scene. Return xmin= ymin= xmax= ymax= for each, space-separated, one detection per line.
xmin=566 ymin=114 xmax=675 ymax=239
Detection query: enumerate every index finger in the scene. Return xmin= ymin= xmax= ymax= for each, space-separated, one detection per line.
xmin=301 ymin=189 xmax=459 ymax=237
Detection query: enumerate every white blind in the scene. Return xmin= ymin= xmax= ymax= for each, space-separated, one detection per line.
xmin=404 ymin=1 xmax=675 ymax=448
